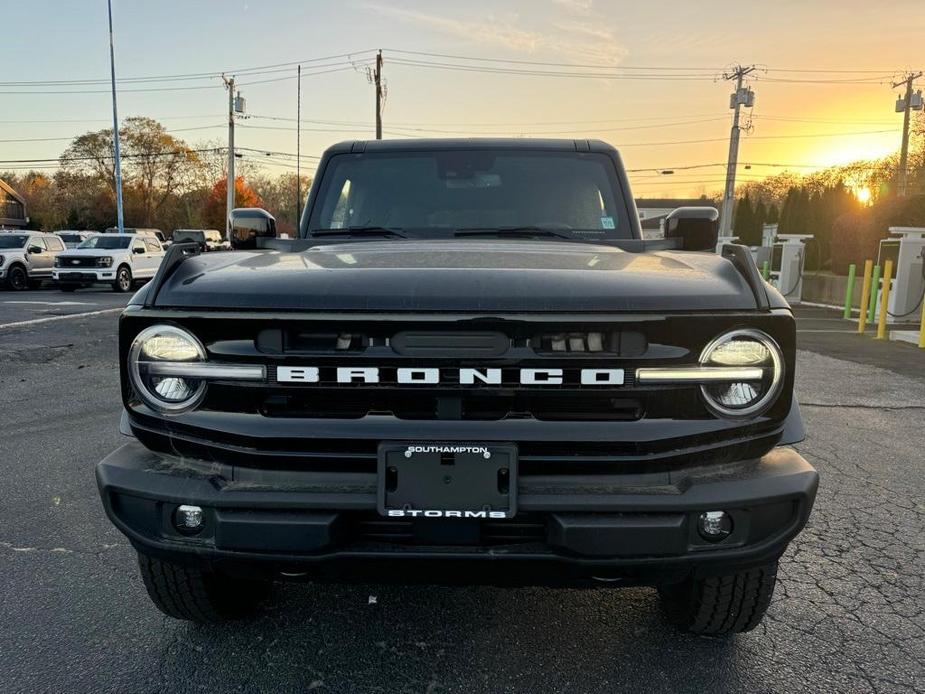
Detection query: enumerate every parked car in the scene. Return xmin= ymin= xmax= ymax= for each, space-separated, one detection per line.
xmin=0 ymin=231 xmax=67 ymax=290
xmin=53 ymin=233 xmax=165 ymax=292
xmin=172 ymin=229 xmax=228 ymax=252
xmin=97 ymin=138 xmax=818 ymax=634
xmin=103 ymin=227 xmax=170 ymax=248
xmin=53 ymin=230 xmax=98 ymax=248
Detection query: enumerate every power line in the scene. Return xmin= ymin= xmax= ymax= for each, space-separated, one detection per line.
xmin=0 ymin=50 xmax=379 ymax=87
xmin=0 ymin=124 xmax=226 ymax=144
xmin=244 ymin=111 xmax=899 ymax=129
xmin=0 ymin=113 xmax=225 ymax=125
xmin=387 ymin=58 xmax=719 ymax=80
xmin=0 ymin=146 xmax=225 ymax=165
xmin=0 ymin=62 xmax=373 ymax=95
xmin=384 ymin=49 xmax=915 ymax=76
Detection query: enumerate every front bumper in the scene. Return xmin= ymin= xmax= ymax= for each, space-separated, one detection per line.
xmin=53 ymin=269 xmax=115 ymax=283
xmin=97 ymin=441 xmax=817 ymax=584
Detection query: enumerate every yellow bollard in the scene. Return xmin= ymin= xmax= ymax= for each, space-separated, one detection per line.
xmin=919 ymin=294 xmax=925 ymax=348
xmin=876 ymin=260 xmax=893 ymax=340
xmin=857 ymin=260 xmax=873 ymax=333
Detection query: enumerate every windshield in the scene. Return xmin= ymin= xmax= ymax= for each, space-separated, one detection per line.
xmin=173 ymin=231 xmax=205 ymax=242
xmin=308 ymin=150 xmax=630 ymax=241
xmin=79 ymin=236 xmax=132 ymax=250
xmin=0 ymin=234 xmax=29 ymax=249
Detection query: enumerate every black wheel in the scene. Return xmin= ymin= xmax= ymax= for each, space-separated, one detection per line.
xmin=112 ymin=265 xmax=132 ymax=292
xmin=658 ymin=561 xmax=778 ymax=635
xmin=6 ymin=265 xmax=28 ymax=291
xmin=137 ymin=553 xmax=270 ymax=623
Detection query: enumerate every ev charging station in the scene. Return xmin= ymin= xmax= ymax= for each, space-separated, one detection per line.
xmin=772 ymin=234 xmax=813 ymax=304
xmin=880 ymin=227 xmax=925 ymax=323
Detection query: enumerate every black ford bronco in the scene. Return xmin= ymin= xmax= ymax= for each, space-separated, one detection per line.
xmin=97 ymin=139 xmax=817 ymax=634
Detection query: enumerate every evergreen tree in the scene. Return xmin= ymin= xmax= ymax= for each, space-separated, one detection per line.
xmin=749 ymin=200 xmax=767 ymax=246
xmin=778 ymin=188 xmax=797 ymax=234
xmin=766 ymin=203 xmax=779 ymax=224
xmin=733 ymin=193 xmax=754 ymax=241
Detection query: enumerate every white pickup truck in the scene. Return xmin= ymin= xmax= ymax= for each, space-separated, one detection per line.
xmin=53 ymin=233 xmax=165 ymax=292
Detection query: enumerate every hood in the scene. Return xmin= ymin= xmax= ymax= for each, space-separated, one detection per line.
xmin=151 ymin=240 xmax=760 ymax=312
xmin=58 ymin=248 xmax=121 ymax=256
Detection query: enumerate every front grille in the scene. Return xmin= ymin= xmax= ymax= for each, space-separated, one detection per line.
xmin=123 ymin=311 xmax=796 ymax=473
xmin=58 ymin=256 xmax=99 ymax=268
xmin=258 ymin=390 xmax=644 ymax=421
xmin=130 ymin=411 xmax=782 ymax=476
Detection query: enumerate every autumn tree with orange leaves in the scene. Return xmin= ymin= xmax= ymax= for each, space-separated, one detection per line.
xmin=202 ymin=176 xmax=263 ymax=231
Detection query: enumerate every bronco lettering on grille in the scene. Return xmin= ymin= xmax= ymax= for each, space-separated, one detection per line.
xmin=276 ymin=366 xmax=624 ymax=386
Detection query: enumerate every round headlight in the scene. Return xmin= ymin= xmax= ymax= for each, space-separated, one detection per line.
xmin=128 ymin=325 xmax=206 ymax=413
xmin=699 ymin=329 xmax=783 ymax=417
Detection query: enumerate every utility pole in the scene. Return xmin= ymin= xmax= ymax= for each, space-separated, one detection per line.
xmin=223 ymin=75 xmax=235 ymax=240
xmin=106 ymin=0 xmax=125 ymax=234
xmin=296 ymin=64 xmax=301 ymax=227
xmin=893 ymin=71 xmax=923 ymax=197
xmin=719 ymin=65 xmax=756 ymax=239
xmin=374 ymin=50 xmax=383 ymax=139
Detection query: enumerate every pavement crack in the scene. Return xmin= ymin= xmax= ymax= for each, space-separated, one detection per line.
xmin=0 ymin=540 xmax=122 ymax=557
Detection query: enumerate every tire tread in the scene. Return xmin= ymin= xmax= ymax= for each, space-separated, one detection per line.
xmin=659 ymin=561 xmax=778 ymax=636
xmin=137 ymin=553 xmax=268 ymax=623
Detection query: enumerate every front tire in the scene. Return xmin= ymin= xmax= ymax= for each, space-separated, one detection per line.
xmin=6 ymin=265 xmax=28 ymax=291
xmin=658 ymin=560 xmax=778 ymax=635
xmin=137 ymin=553 xmax=270 ymax=623
xmin=112 ymin=265 xmax=132 ymax=292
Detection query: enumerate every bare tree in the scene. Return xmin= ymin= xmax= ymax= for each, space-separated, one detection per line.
xmin=59 ymin=117 xmax=202 ymax=226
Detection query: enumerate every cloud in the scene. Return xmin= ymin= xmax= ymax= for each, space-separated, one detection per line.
xmin=365 ymin=5 xmax=541 ymax=52
xmin=552 ymin=0 xmax=595 ymax=12
xmin=365 ymin=3 xmax=625 ymax=65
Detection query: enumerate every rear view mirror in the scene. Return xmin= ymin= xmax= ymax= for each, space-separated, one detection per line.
xmin=229 ymin=208 xmax=277 ymax=250
xmin=664 ymin=207 xmax=719 ymax=252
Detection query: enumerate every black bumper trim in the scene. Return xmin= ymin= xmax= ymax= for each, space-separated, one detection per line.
xmin=97 ymin=442 xmax=818 ymax=577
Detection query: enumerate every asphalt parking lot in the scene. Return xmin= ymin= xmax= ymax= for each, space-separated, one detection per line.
xmin=1 ymin=291 xmax=923 ymax=693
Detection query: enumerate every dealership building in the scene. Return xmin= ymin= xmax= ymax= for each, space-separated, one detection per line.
xmin=0 ymin=179 xmax=28 ymax=230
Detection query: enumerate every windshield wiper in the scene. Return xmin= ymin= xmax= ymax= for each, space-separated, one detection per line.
xmin=453 ymin=226 xmax=573 ymax=240
xmin=311 ymin=226 xmax=407 ymax=238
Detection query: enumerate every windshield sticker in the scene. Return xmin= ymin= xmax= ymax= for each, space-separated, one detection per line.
xmin=600 ymin=216 xmax=615 ymax=229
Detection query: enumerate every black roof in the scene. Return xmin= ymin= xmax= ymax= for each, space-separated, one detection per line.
xmin=325 ymin=138 xmax=617 ymax=154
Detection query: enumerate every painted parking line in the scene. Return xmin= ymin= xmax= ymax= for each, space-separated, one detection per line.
xmin=0 ymin=307 xmax=122 ymax=331
xmin=3 ymin=301 xmax=98 ymax=306
xmin=796 ymin=329 xmax=860 ymax=333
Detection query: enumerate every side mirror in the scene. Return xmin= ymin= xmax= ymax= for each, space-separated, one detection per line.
xmin=27 ymin=245 xmax=42 ymax=254
xmin=664 ymin=207 xmax=719 ymax=251
xmin=229 ymin=208 xmax=277 ymax=250
xmin=133 ymin=247 xmax=145 ymax=254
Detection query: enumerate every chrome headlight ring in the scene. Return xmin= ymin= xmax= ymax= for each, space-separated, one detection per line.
xmin=698 ymin=328 xmax=784 ymax=418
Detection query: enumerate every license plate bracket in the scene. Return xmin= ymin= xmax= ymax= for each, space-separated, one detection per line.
xmin=377 ymin=443 xmax=517 ymax=519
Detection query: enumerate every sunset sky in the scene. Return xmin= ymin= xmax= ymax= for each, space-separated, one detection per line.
xmin=3 ymin=0 xmax=923 ymax=198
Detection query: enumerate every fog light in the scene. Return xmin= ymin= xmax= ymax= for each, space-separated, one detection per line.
xmin=175 ymin=505 xmax=204 ymax=532
xmin=698 ymin=511 xmax=732 ymax=541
